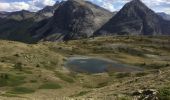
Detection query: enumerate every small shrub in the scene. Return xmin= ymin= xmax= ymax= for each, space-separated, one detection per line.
xmin=14 ymin=54 xmax=20 ymax=57
xmin=158 ymin=87 xmax=170 ymax=100
xmin=36 ymin=64 xmax=40 ymax=68
xmin=13 ymin=62 xmax=23 ymax=71
xmin=135 ymin=72 xmax=148 ymax=77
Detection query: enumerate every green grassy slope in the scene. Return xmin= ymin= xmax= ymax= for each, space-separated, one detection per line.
xmin=0 ymin=36 xmax=169 ymax=99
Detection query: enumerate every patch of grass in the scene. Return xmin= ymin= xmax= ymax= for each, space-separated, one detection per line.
xmin=40 ymin=61 xmax=57 ymax=70
xmin=135 ymin=72 xmax=149 ymax=77
xmin=116 ymin=73 xmax=131 ymax=78
xmin=158 ymin=87 xmax=170 ymax=100
xmin=117 ymin=47 xmax=145 ymax=57
xmin=39 ymin=82 xmax=62 ymax=89
xmin=23 ymin=70 xmax=33 ymax=74
xmin=55 ymin=71 xmax=75 ymax=83
xmin=140 ymin=63 xmax=169 ymax=69
xmin=82 ymin=84 xmax=95 ymax=89
xmin=108 ymin=72 xmax=116 ymax=77
xmin=72 ymin=91 xmax=91 ymax=97
xmin=8 ymin=87 xmax=35 ymax=94
xmin=1 ymin=93 xmax=21 ymax=97
xmin=96 ymin=82 xmax=108 ymax=88
xmin=30 ymin=80 xmax=37 ymax=83
xmin=117 ymin=96 xmax=131 ymax=100
xmin=0 ymin=73 xmax=25 ymax=87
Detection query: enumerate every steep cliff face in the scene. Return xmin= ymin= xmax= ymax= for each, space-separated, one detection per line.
xmin=95 ymin=0 xmax=169 ymax=36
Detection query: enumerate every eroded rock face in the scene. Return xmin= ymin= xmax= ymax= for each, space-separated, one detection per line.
xmin=54 ymin=0 xmax=95 ymax=40
xmin=95 ymin=0 xmax=170 ymax=36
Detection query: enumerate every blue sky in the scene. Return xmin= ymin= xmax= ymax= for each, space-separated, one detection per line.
xmin=0 ymin=0 xmax=170 ymax=14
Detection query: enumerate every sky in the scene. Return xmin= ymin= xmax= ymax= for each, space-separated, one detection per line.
xmin=0 ymin=0 xmax=170 ymax=14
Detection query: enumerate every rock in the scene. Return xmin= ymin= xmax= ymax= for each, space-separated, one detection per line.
xmin=132 ymin=89 xmax=143 ymax=95
xmin=132 ymin=89 xmax=159 ymax=100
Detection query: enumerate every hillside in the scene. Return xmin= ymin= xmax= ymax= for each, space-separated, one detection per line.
xmin=0 ymin=36 xmax=169 ymax=99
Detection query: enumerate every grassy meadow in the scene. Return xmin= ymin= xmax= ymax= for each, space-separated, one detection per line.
xmin=0 ymin=36 xmax=169 ymax=99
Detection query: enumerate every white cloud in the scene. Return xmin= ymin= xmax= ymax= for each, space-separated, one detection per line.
xmin=89 ymin=0 xmax=170 ymax=14
xmin=0 ymin=0 xmax=56 ymax=12
xmin=0 ymin=0 xmax=170 ymax=14
xmin=0 ymin=2 xmax=30 ymax=11
xmin=0 ymin=2 xmax=10 ymax=11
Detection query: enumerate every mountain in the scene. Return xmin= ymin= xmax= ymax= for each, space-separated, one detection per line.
xmin=6 ymin=10 xmax=35 ymax=21
xmin=0 ymin=11 xmax=10 ymax=18
xmin=34 ymin=1 xmax=61 ymax=21
xmin=30 ymin=0 xmax=113 ymax=41
xmin=95 ymin=0 xmax=170 ymax=36
xmin=0 ymin=17 xmax=36 ymax=43
xmin=0 ymin=0 xmax=169 ymax=43
xmin=0 ymin=1 xmax=62 ymax=43
xmin=0 ymin=10 xmax=36 ymax=43
xmin=158 ymin=12 xmax=170 ymax=21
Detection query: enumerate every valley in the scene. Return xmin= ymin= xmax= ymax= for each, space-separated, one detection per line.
xmin=0 ymin=0 xmax=169 ymax=99
xmin=0 ymin=36 xmax=169 ymax=99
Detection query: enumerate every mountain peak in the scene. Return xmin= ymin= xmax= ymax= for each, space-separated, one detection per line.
xmin=95 ymin=0 xmax=165 ymax=35
xmin=31 ymin=0 xmax=113 ymax=41
xmin=126 ymin=0 xmax=146 ymax=8
xmin=131 ymin=0 xmax=141 ymax=3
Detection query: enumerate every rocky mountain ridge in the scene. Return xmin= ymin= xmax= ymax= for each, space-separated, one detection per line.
xmin=95 ymin=0 xmax=170 ymax=36
xmin=0 ymin=0 xmax=169 ymax=43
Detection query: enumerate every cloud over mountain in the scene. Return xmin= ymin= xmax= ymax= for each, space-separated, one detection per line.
xmin=0 ymin=0 xmax=169 ymax=14
xmin=0 ymin=0 xmax=57 ymax=12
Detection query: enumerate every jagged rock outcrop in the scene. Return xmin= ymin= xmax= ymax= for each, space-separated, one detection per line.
xmin=95 ymin=0 xmax=170 ymax=36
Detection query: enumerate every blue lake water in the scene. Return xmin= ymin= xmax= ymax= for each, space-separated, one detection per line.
xmin=65 ymin=56 xmax=143 ymax=73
